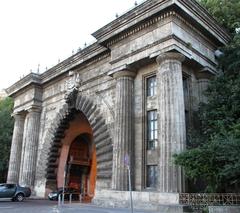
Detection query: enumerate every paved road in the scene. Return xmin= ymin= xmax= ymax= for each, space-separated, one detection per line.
xmin=0 ymin=199 xmax=156 ymax=213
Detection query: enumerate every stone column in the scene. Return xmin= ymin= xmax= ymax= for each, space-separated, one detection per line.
xmin=197 ymin=70 xmax=212 ymax=104
xmin=7 ymin=113 xmax=25 ymax=183
xmin=112 ymin=70 xmax=136 ymax=191
xmin=156 ymin=52 xmax=186 ymax=192
xmin=19 ymin=107 xmax=41 ymax=188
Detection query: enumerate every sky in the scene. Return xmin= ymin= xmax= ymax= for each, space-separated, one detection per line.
xmin=0 ymin=0 xmax=144 ymax=91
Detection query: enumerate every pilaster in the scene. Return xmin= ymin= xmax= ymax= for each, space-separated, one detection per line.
xmin=156 ymin=52 xmax=186 ymax=192
xmin=196 ymin=68 xmax=213 ymax=104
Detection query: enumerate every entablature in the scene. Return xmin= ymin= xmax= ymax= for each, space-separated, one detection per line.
xmin=92 ymin=0 xmax=230 ymax=47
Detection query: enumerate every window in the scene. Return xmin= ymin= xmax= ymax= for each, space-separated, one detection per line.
xmin=146 ymin=165 xmax=157 ymax=188
xmin=147 ymin=76 xmax=156 ymax=96
xmin=6 ymin=184 xmax=15 ymax=189
xmin=147 ymin=110 xmax=158 ymax=150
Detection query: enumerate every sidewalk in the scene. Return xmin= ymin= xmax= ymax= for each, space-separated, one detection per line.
xmin=59 ymin=202 xmax=158 ymax=213
xmin=27 ymin=198 xmax=158 ymax=213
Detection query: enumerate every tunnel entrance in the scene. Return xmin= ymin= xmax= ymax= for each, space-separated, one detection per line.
xmin=57 ymin=112 xmax=96 ymax=202
xmin=66 ymin=134 xmax=96 ymax=201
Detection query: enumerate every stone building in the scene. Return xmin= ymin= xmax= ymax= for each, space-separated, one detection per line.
xmin=6 ymin=0 xmax=230 ymax=210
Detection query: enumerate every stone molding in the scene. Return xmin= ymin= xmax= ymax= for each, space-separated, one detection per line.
xmin=92 ymin=0 xmax=230 ymax=46
xmin=105 ymin=11 xmax=177 ymax=48
xmin=113 ymin=70 xmax=136 ymax=79
xmin=12 ymin=112 xmax=26 ymax=120
xmin=27 ymin=106 xmax=42 ymax=113
xmin=196 ymin=67 xmax=215 ymax=80
xmin=156 ymin=52 xmax=185 ymax=66
xmin=104 ymin=10 xmax=222 ymax=49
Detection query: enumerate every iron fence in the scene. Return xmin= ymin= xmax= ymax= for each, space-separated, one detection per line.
xmin=179 ymin=193 xmax=240 ymax=210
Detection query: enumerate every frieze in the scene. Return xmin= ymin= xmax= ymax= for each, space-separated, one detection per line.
xmin=93 ymin=0 xmax=230 ymax=46
xmin=106 ymin=10 xmax=221 ymax=50
xmin=106 ymin=11 xmax=176 ymax=48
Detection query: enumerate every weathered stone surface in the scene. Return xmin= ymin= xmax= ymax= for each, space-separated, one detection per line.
xmin=7 ymin=113 xmax=25 ymax=183
xmin=156 ymin=52 xmax=186 ymax=192
xmin=112 ymin=70 xmax=136 ymax=191
xmin=19 ymin=108 xmax=41 ymax=188
xmin=93 ymin=189 xmax=192 ymax=212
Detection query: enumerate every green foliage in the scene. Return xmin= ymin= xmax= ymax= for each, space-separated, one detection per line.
xmin=198 ymin=0 xmax=240 ymax=33
xmin=218 ymin=34 xmax=240 ymax=73
xmin=0 ymin=97 xmax=14 ymax=182
xmin=174 ymin=4 xmax=240 ymax=191
xmin=174 ymin=131 xmax=240 ymax=192
xmin=175 ymin=36 xmax=240 ymax=191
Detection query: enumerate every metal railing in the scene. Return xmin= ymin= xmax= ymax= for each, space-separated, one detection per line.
xmin=179 ymin=193 xmax=240 ymax=210
xmin=58 ymin=192 xmax=82 ymax=205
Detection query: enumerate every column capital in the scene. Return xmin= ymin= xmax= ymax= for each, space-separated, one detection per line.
xmin=11 ymin=112 xmax=26 ymax=120
xmin=26 ymin=106 xmax=42 ymax=113
xmin=113 ymin=70 xmax=136 ymax=79
xmin=108 ymin=64 xmax=136 ymax=79
xmin=156 ymin=52 xmax=185 ymax=66
xmin=196 ymin=67 xmax=215 ymax=80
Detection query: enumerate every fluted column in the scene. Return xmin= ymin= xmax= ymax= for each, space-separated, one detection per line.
xmin=19 ymin=107 xmax=41 ymax=188
xmin=156 ymin=52 xmax=186 ymax=192
xmin=112 ymin=70 xmax=136 ymax=191
xmin=7 ymin=113 xmax=26 ymax=183
xmin=197 ymin=70 xmax=212 ymax=104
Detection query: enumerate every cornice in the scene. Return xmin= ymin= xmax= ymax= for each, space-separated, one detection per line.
xmin=106 ymin=11 xmax=176 ymax=48
xmin=92 ymin=0 xmax=171 ymax=44
xmin=175 ymin=0 xmax=231 ymax=44
xmin=40 ymin=43 xmax=109 ymax=84
xmin=6 ymin=73 xmax=41 ymax=97
xmin=6 ymin=43 xmax=110 ymax=97
xmin=92 ymin=0 xmax=230 ymax=47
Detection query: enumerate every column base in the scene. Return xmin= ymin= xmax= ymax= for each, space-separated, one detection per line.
xmin=93 ymin=189 xmax=192 ymax=212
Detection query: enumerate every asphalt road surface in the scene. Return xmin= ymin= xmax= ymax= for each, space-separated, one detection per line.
xmin=0 ymin=199 xmax=157 ymax=213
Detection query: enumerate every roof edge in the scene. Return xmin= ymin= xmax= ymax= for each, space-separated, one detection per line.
xmin=92 ymin=0 xmax=230 ymax=45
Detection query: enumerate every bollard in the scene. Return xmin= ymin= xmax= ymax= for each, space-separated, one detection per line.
xmin=69 ymin=194 xmax=72 ymax=204
xmin=58 ymin=194 xmax=61 ymax=206
xmin=62 ymin=193 xmax=65 ymax=205
xmin=79 ymin=194 xmax=82 ymax=203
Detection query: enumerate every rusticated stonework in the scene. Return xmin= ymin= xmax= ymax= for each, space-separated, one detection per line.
xmin=6 ymin=0 xmax=229 ymax=211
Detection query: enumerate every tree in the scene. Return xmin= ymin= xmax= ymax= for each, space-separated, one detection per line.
xmin=198 ymin=0 xmax=240 ymax=34
xmin=0 ymin=97 xmax=14 ymax=182
xmin=174 ymin=2 xmax=240 ymax=192
xmin=175 ymin=36 xmax=240 ymax=192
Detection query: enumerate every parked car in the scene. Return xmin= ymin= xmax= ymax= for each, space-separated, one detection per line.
xmin=48 ymin=187 xmax=80 ymax=201
xmin=0 ymin=183 xmax=31 ymax=202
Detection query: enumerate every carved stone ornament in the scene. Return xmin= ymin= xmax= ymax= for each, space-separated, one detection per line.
xmin=65 ymin=71 xmax=82 ymax=100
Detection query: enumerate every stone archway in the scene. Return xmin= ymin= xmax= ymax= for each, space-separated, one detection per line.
xmin=36 ymin=89 xmax=113 ymax=195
